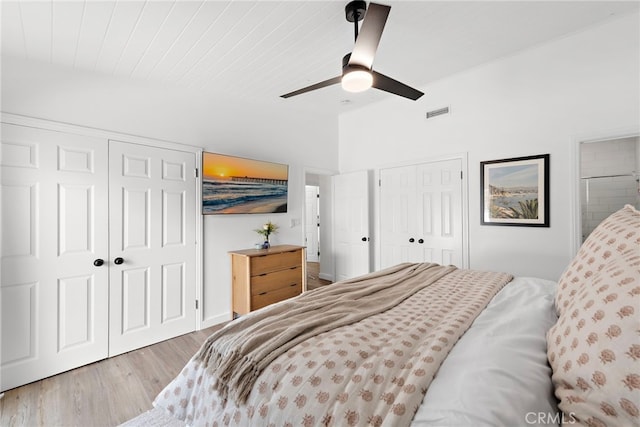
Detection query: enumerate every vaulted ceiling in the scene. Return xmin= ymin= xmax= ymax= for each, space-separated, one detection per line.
xmin=2 ymin=1 xmax=638 ymax=115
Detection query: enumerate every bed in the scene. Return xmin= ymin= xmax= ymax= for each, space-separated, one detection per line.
xmin=148 ymin=205 xmax=638 ymax=427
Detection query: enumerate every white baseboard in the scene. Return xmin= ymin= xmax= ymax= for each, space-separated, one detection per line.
xmin=319 ymin=272 xmax=334 ymax=282
xmin=201 ymin=312 xmax=232 ymax=329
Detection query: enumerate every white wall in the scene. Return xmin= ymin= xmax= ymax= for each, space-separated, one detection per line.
xmin=1 ymin=57 xmax=339 ymax=325
xmin=338 ymin=12 xmax=640 ymax=280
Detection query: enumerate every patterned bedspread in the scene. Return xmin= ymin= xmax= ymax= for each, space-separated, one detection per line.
xmin=154 ymin=266 xmax=511 ymax=426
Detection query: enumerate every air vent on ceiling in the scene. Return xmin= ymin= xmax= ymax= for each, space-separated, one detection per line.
xmin=426 ymin=106 xmax=450 ymax=119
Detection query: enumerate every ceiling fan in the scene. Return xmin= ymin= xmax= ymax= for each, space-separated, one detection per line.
xmin=281 ymin=0 xmax=423 ymax=101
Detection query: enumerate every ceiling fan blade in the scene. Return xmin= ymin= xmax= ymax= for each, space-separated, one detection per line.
xmin=372 ymin=71 xmax=424 ymax=100
xmin=349 ymin=3 xmax=390 ymax=69
xmin=280 ymin=76 xmax=342 ymax=98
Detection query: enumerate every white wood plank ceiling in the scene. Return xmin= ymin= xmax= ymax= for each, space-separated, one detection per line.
xmin=2 ymin=1 xmax=638 ymax=114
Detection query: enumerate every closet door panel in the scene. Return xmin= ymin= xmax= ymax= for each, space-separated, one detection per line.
xmin=380 ymin=158 xmax=464 ymax=270
xmin=122 ymin=188 xmax=151 ymax=250
xmin=109 ymin=141 xmax=196 ymax=357
xmin=416 ymin=159 xmax=463 ymax=266
xmin=57 ymin=274 xmax=95 ymax=350
xmin=1 ymin=123 xmax=109 ymax=391
xmin=380 ymin=165 xmax=416 ymax=268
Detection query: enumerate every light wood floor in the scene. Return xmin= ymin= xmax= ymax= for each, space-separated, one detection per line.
xmin=0 ymin=324 xmax=224 ymax=427
xmin=306 ymin=261 xmax=332 ymax=290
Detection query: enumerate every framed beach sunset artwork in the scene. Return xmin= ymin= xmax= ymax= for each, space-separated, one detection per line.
xmin=202 ymin=152 xmax=288 ymax=215
xmin=480 ymin=154 xmax=549 ymax=227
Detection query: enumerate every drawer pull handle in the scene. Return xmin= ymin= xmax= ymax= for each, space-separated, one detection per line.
xmin=258 ymin=291 xmax=267 ymax=296
xmin=290 ymin=283 xmax=297 ymax=287
xmin=290 ymin=267 xmax=297 ymax=270
xmin=259 ymin=273 xmax=268 ymax=276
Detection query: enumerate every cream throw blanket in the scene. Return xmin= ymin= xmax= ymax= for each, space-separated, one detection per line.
xmin=196 ymin=263 xmax=456 ymax=404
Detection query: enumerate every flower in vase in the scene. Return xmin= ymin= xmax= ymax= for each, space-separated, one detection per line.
xmin=255 ymin=221 xmax=278 ymax=244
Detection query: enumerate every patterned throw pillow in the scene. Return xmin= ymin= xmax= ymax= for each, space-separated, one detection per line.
xmin=547 ymin=205 xmax=640 ymax=426
xmin=556 ymin=205 xmax=639 ymax=317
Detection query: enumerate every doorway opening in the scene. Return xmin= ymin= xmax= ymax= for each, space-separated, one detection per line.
xmin=304 ymin=172 xmax=333 ymax=290
xmin=578 ymin=135 xmax=639 ymax=244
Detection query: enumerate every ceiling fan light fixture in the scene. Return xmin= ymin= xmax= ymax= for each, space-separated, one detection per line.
xmin=341 ymin=68 xmax=373 ymax=93
xmin=280 ymin=2 xmax=423 ymax=101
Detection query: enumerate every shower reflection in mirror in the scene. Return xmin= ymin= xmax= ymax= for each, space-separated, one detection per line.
xmin=579 ymin=135 xmax=640 ymax=243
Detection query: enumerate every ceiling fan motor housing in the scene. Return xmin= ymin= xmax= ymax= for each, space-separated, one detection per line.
xmin=341 ymin=53 xmax=373 ymax=92
xmin=342 ymin=53 xmax=370 ymax=75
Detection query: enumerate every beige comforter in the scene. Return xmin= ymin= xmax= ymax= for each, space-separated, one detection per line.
xmin=197 ymin=263 xmax=455 ymax=404
xmin=154 ymin=264 xmax=512 ymax=426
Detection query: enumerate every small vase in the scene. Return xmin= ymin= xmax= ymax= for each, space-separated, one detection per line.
xmin=262 ymin=240 xmax=270 ymax=249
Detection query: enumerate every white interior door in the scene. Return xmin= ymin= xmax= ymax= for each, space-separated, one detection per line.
xmin=380 ymin=165 xmax=417 ymax=266
xmin=415 ymin=159 xmax=463 ymax=266
xmin=305 ymin=186 xmax=320 ymax=262
xmin=333 ymin=170 xmax=371 ymax=281
xmin=1 ymin=124 xmax=109 ymax=391
xmin=379 ymin=159 xmax=464 ymax=269
xmin=108 ymin=141 xmax=197 ymax=356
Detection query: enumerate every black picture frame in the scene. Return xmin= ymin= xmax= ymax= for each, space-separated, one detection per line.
xmin=480 ymin=154 xmax=550 ymax=227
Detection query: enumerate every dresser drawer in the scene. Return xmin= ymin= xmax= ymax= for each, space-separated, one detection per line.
xmin=250 ymin=249 xmax=301 ymax=275
xmin=251 ymin=266 xmax=301 ymax=295
xmin=251 ymin=282 xmax=302 ymax=311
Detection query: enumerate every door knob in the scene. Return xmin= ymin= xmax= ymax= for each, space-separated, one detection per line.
xmin=409 ymin=238 xmax=415 ymax=243
xmin=114 ymin=257 xmax=124 ymax=265
xmin=361 ymin=237 xmax=368 ymax=242
xmin=418 ymin=239 xmax=424 ymax=244
xmin=93 ymin=259 xmax=104 ymax=267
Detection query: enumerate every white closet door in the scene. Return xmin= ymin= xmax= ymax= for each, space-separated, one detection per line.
xmin=415 ymin=159 xmax=463 ymax=267
xmin=1 ymin=124 xmax=109 ymax=391
xmin=380 ymin=165 xmax=418 ymax=266
xmin=379 ymin=159 xmax=463 ymax=269
xmin=108 ymin=141 xmax=197 ymax=356
xmin=333 ymin=170 xmax=371 ymax=281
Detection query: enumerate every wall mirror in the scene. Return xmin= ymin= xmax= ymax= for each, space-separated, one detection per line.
xmin=579 ymin=135 xmax=639 ymax=243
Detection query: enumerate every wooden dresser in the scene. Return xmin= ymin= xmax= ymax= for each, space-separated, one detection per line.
xmin=229 ymin=245 xmax=306 ymax=317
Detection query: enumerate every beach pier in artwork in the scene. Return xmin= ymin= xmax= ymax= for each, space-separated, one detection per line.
xmin=229 ymin=176 xmax=288 ymax=186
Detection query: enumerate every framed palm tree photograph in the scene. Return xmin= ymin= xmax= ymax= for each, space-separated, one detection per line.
xmin=480 ymin=154 xmax=550 ymax=227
